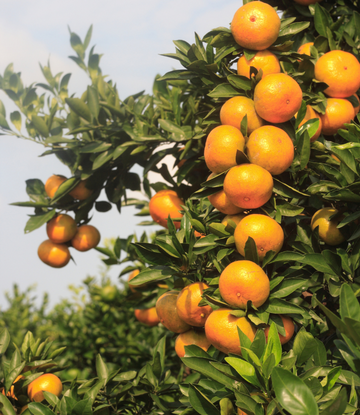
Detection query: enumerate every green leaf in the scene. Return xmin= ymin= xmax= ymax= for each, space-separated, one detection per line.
xmin=314 ymin=3 xmax=332 ymax=37
xmin=188 ymin=385 xmax=220 ymax=415
xmin=24 ymin=210 xmax=56 ymax=234
xmin=10 ymin=111 xmax=21 ymax=131
xmin=270 ymin=279 xmax=305 ymax=299
xmin=31 ymin=115 xmax=49 ymax=137
xmin=208 ymin=84 xmax=241 ymax=98
xmin=87 ymin=86 xmax=99 ymax=118
xmin=320 ymin=387 xmax=347 ymax=415
xmin=0 ymin=328 xmax=10 ymax=354
xmin=272 ymin=367 xmax=319 ymax=415
xmin=27 ymin=403 xmax=55 ymax=415
xmin=293 ymin=328 xmax=317 ymax=365
xmin=65 ymin=98 xmax=91 ymax=122
xmin=95 ymin=354 xmax=109 ymax=380
xmin=263 ymin=322 xmax=282 ymax=366
xmin=0 ymin=394 xmax=17 ymax=415
xmin=225 ymin=357 xmax=261 ymax=387
xmin=244 ymin=236 xmax=259 ymax=265
xmin=339 ymin=284 xmax=360 ymax=322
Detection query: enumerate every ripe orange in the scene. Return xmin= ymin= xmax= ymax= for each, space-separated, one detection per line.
xmin=311 ymin=207 xmax=345 ymax=246
xmin=246 ymin=126 xmax=294 ymax=175
xmin=204 ymin=125 xmax=245 ymax=174
xmin=219 ymin=260 xmax=270 ymax=309
xmin=45 ymin=175 xmax=67 ymax=199
xmin=296 ymin=105 xmax=322 ymax=142
xmin=231 ymin=2 xmax=281 ymax=51
xmin=208 ymin=189 xmax=244 ymax=215
xmin=223 ymin=164 xmax=273 ymax=210
xmin=27 ymin=374 xmax=62 ymax=402
xmin=1 ymin=375 xmax=22 ymax=400
xmin=156 ymin=291 xmax=191 ymax=333
xmin=175 ymin=329 xmax=212 ymax=358
xmin=46 ymin=214 xmax=77 ymax=244
xmin=69 ymin=180 xmax=93 ymax=200
xmin=176 ymin=282 xmax=213 ymax=327
xmin=128 ymin=269 xmax=142 ymax=293
xmin=149 ymin=189 xmax=184 ymax=229
xmin=220 ymin=97 xmax=264 ymax=135
xmin=320 ymin=98 xmax=355 ymax=135
xmin=38 ymin=240 xmax=70 ymax=268
xmin=297 ymin=42 xmax=314 ymax=57
xmin=314 ymin=50 xmax=360 ymax=98
xmin=221 ymin=213 xmax=246 ymax=228
xmin=204 ymin=308 xmax=256 ymax=355
xmin=134 ymin=307 xmax=160 ymax=327
xmin=264 ymin=315 xmax=295 ymax=345
xmin=237 ymin=50 xmax=281 ymax=79
xmin=234 ymin=214 xmax=284 ymax=261
xmin=71 ymin=225 xmax=101 ymax=251
xmin=254 ymin=73 xmax=303 ymax=123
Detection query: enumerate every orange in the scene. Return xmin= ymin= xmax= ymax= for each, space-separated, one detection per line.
xmin=231 ymin=2 xmax=281 ymax=51
xmin=46 ymin=214 xmax=77 ymax=244
xmin=204 ymin=125 xmax=245 ymax=174
xmin=315 ymin=50 xmax=360 ymax=98
xmin=264 ymin=315 xmax=295 ymax=345
xmin=38 ymin=240 xmax=70 ymax=268
xmin=128 ymin=269 xmax=143 ymax=293
xmin=311 ymin=207 xmax=345 ymax=246
xmin=176 ymin=282 xmax=213 ymax=327
xmin=149 ymin=189 xmax=184 ymax=229
xmin=208 ymin=189 xmax=244 ymax=215
xmin=254 ymin=73 xmax=303 ymax=123
xmin=175 ymin=329 xmax=211 ymax=358
xmin=320 ymin=98 xmax=355 ymax=135
xmin=204 ymin=308 xmax=256 ymax=355
xmin=220 ymin=97 xmax=264 ymax=135
xmin=156 ymin=291 xmax=191 ymax=333
xmin=223 ymin=164 xmax=273 ymax=209
xmin=297 ymin=42 xmax=314 ymax=57
xmin=219 ymin=260 xmax=270 ymax=309
xmin=221 ymin=213 xmax=246 ymax=228
xmin=294 ymin=0 xmax=322 ymax=4
xmin=134 ymin=307 xmax=160 ymax=327
xmin=45 ymin=175 xmax=67 ymax=199
xmin=246 ymin=125 xmax=294 ymax=175
xmin=296 ymin=105 xmax=322 ymax=142
xmin=69 ymin=180 xmax=93 ymax=200
xmin=234 ymin=214 xmax=284 ymax=261
xmin=237 ymin=50 xmax=281 ymax=79
xmin=1 ymin=375 xmax=22 ymax=400
xmin=71 ymin=225 xmax=101 ymax=251
xmin=27 ymin=373 xmax=62 ymax=402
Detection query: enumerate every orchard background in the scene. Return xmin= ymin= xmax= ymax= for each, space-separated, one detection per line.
xmin=1 ymin=1 xmax=360 ymax=415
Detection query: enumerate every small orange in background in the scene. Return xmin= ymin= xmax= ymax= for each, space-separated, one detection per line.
xmin=208 ymin=189 xmax=244 ymax=215
xmin=71 ymin=224 xmax=101 ymax=252
xmin=219 ymin=260 xmax=270 ymax=309
xmin=237 ymin=50 xmax=281 ymax=79
xmin=314 ymin=50 xmax=360 ymax=98
xmin=297 ymin=42 xmax=314 ymax=57
xmin=220 ymin=96 xmax=264 ymax=135
xmin=175 ymin=329 xmax=211 ymax=358
xmin=311 ymin=207 xmax=345 ymax=246
xmin=296 ymin=105 xmax=322 ymax=142
xmin=204 ymin=125 xmax=245 ymax=174
xmin=221 ymin=213 xmax=246 ymax=228
xmin=156 ymin=291 xmax=191 ymax=333
xmin=264 ymin=315 xmax=295 ymax=345
xmin=27 ymin=373 xmax=62 ymax=402
xmin=45 ymin=175 xmax=67 ymax=199
xmin=134 ymin=307 xmax=160 ymax=327
xmin=204 ymin=308 xmax=256 ymax=355
xmin=46 ymin=214 xmax=77 ymax=244
xmin=223 ymin=164 xmax=273 ymax=210
xmin=254 ymin=73 xmax=303 ymax=124
xmin=176 ymin=282 xmax=213 ymax=327
xmin=38 ymin=240 xmax=70 ymax=268
xmin=320 ymin=98 xmax=355 ymax=136
xmin=128 ymin=269 xmax=144 ymax=293
xmin=69 ymin=180 xmax=93 ymax=200
xmin=231 ymin=1 xmax=281 ymax=51
xmin=149 ymin=189 xmax=184 ymax=229
xmin=246 ymin=125 xmax=294 ymax=175
xmin=1 ymin=375 xmax=23 ymax=400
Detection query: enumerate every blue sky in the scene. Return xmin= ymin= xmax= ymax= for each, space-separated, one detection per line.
xmin=0 ymin=0 xmax=242 ymax=309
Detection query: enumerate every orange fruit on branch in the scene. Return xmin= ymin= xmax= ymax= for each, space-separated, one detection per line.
xmin=320 ymin=98 xmax=355 ymax=135
xmin=176 ymin=282 xmax=213 ymax=327
xmin=234 ymin=214 xmax=284 ymax=261
xmin=204 ymin=125 xmax=245 ymax=174
xmin=44 ymin=175 xmax=67 ymax=199
xmin=156 ymin=291 xmax=191 ymax=333
xmin=254 ymin=73 xmax=303 ymax=124
xmin=38 ymin=240 xmax=70 ymax=268
xmin=149 ymin=189 xmax=184 ymax=229
xmin=27 ymin=373 xmax=62 ymax=402
xmin=221 ymin=213 xmax=246 ymax=228
xmin=246 ymin=125 xmax=294 ymax=175
xmin=134 ymin=307 xmax=160 ymax=327
xmin=311 ymin=207 xmax=345 ymax=246
xmin=314 ymin=50 xmax=360 ymax=98
xmin=220 ymin=96 xmax=264 ymax=135
xmin=231 ymin=1 xmax=281 ymax=51
xmin=204 ymin=308 xmax=256 ymax=355
xmin=208 ymin=189 xmax=244 ymax=215
xmin=237 ymin=50 xmax=280 ymax=79
xmin=296 ymin=105 xmax=322 ymax=142
xmin=264 ymin=315 xmax=295 ymax=345
xmin=219 ymin=260 xmax=270 ymax=309
xmin=297 ymin=42 xmax=314 ymax=57
xmin=223 ymin=164 xmax=273 ymax=210
xmin=175 ymin=329 xmax=211 ymax=358
xmin=46 ymin=214 xmax=77 ymax=244
xmin=71 ymin=224 xmax=101 ymax=251
xmin=69 ymin=179 xmax=93 ymax=200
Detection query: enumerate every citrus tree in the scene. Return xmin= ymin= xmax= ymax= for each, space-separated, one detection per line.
xmin=2 ymin=0 xmax=360 ymax=414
